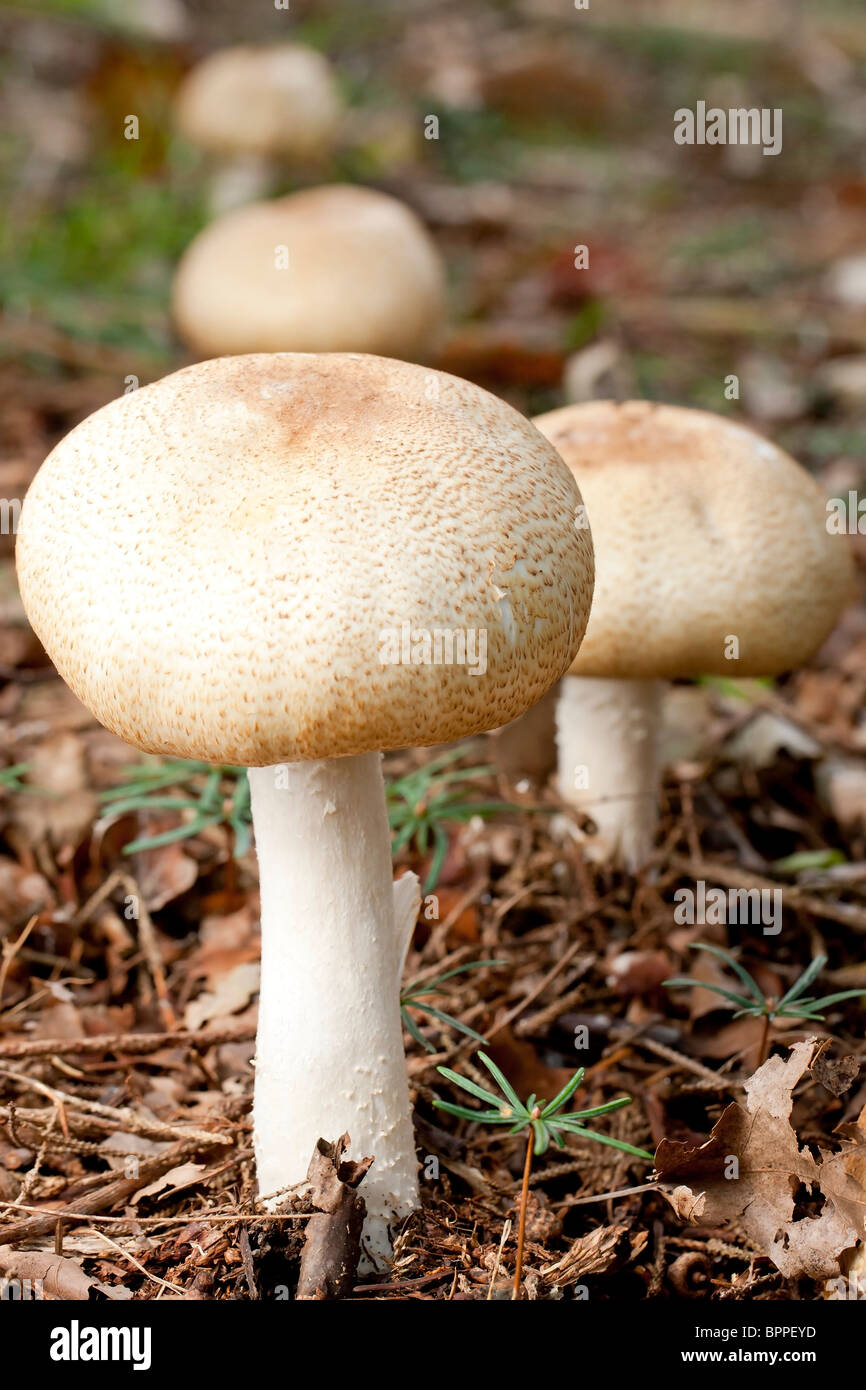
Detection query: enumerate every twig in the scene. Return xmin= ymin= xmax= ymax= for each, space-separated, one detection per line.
xmin=670 ymin=855 xmax=866 ymax=933
xmin=487 ymin=942 xmax=595 ymax=1041
xmin=0 ymin=1137 xmax=228 ymax=1246
xmin=82 ymin=1226 xmax=186 ymax=1296
xmin=0 ymin=1022 xmax=256 ymax=1058
xmin=487 ymin=1218 xmax=511 ymax=1299
xmin=0 ymin=1067 xmax=225 ymax=1147
xmin=558 ymin=1181 xmax=660 ymax=1208
xmin=614 ymin=1029 xmax=743 ymax=1089
xmin=512 ymin=1128 xmax=534 ymax=1301
xmin=0 ymin=917 xmax=37 ymax=1009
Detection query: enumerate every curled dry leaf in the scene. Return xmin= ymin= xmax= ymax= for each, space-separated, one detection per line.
xmin=131 ymin=1162 xmax=206 ymax=1204
xmin=813 ymin=1050 xmax=862 ymax=1097
xmin=0 ymin=1245 xmax=130 ymax=1300
xmin=656 ymin=1040 xmax=866 ymax=1279
xmin=296 ymin=1134 xmax=372 ymax=1301
xmin=667 ymin=1186 xmax=707 ymax=1224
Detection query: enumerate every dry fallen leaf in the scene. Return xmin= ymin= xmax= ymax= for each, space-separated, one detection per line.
xmin=184 ymin=961 xmax=260 ymax=1031
xmin=0 ymin=1244 xmax=129 ymax=1300
xmin=813 ymin=1049 xmax=862 ymax=1097
xmin=131 ymin=1162 xmax=206 ymax=1204
xmin=11 ymin=731 xmax=97 ymax=848
xmin=540 ymin=1222 xmax=629 ymax=1285
xmin=656 ymin=1039 xmax=866 ymax=1279
xmin=135 ymin=840 xmax=199 ymax=912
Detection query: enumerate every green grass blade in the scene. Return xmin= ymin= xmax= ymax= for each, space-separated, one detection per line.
xmin=556 ymin=1125 xmax=654 ymax=1162
xmin=689 ymin=943 xmax=764 ymax=1006
xmin=435 ymin=1064 xmax=504 ymax=1109
xmin=540 ymin=1068 xmax=586 ymax=1117
xmin=476 ymin=1052 xmax=523 ymax=1110
xmin=662 ymin=977 xmax=754 ymax=1010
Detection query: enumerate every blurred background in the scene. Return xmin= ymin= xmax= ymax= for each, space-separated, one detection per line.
xmin=3 ymin=0 xmax=866 ymax=429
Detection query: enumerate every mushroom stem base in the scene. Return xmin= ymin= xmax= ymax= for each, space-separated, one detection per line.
xmin=209 ymin=155 xmax=276 ymax=216
xmin=248 ymin=754 xmax=419 ymax=1267
xmin=555 ymin=675 xmax=664 ymax=871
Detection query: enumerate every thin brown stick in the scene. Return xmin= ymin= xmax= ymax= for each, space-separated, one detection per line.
xmin=0 ymin=917 xmax=37 ymax=1009
xmin=119 ymin=873 xmax=176 ymax=1029
xmin=487 ymin=940 xmax=595 ymax=1041
xmin=0 ymin=1021 xmax=256 ymax=1058
xmin=512 ymin=1128 xmax=534 ymax=1301
xmin=0 ymin=1136 xmax=228 ymax=1246
xmin=757 ymin=1014 xmax=771 ymax=1067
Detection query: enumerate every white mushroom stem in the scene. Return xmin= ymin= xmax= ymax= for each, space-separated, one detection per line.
xmin=248 ymin=753 xmax=419 ymax=1267
xmin=555 ymin=676 xmax=664 ymax=872
xmin=209 ymin=155 xmax=276 ymax=216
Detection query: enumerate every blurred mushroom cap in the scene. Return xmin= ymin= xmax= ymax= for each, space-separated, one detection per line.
xmin=172 ymin=186 xmax=447 ymax=361
xmin=174 ymin=43 xmax=343 ymax=160
xmin=534 ymin=399 xmax=853 ymax=680
xmin=17 ymin=354 xmax=594 ymax=765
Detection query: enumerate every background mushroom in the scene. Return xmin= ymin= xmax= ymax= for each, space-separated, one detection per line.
xmin=174 ymin=43 xmax=344 ymax=213
xmin=172 ymin=185 xmax=447 ymax=362
xmin=16 ymin=352 xmax=594 ymax=1263
xmin=532 ymin=399 xmax=854 ymax=871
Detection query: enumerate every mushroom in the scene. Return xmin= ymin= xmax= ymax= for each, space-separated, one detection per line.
xmin=16 ymin=352 xmax=594 ymax=1262
xmin=172 ymin=185 xmax=447 ymax=363
xmin=174 ymin=44 xmax=344 ymax=214
xmin=532 ymin=399 xmax=854 ymax=871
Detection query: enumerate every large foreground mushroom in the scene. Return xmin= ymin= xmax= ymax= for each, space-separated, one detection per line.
xmin=172 ymin=185 xmax=447 ymax=363
xmin=533 ymin=400 xmax=853 ymax=871
xmin=17 ymin=353 xmax=594 ymax=1262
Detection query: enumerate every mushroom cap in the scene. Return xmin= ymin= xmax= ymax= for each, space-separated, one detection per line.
xmin=17 ymin=354 xmax=594 ymax=766
xmin=174 ymin=43 xmax=343 ymax=160
xmin=172 ymin=186 xmax=447 ymax=361
xmin=533 ymin=399 xmax=853 ymax=680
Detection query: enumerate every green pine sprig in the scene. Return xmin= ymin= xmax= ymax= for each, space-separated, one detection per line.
xmin=663 ymin=943 xmax=866 ymax=1022
xmin=434 ymin=1051 xmax=654 ymax=1160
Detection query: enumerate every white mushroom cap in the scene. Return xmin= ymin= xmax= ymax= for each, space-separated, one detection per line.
xmin=174 ymin=43 xmax=343 ymax=161
xmin=17 ymin=354 xmax=593 ymax=765
xmin=534 ymin=400 xmax=853 ymax=680
xmin=172 ymin=186 xmax=447 ymax=361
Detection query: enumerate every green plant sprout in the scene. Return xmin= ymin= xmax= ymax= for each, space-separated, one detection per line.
xmin=770 ymin=848 xmax=846 ymax=875
xmin=99 ymin=760 xmax=251 ymax=856
xmin=400 ymin=960 xmax=505 ymax=1053
xmin=0 ymin=763 xmax=31 ymax=793
xmin=100 ymin=750 xmax=517 ymax=887
xmin=434 ymin=1051 xmax=653 ymax=1300
xmin=386 ymin=749 xmax=517 ymax=892
xmin=664 ymin=943 xmax=866 ymax=1064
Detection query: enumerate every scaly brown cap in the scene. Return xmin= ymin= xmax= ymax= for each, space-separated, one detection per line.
xmin=534 ymin=399 xmax=853 ymax=680
xmin=18 ymin=354 xmax=594 ymax=764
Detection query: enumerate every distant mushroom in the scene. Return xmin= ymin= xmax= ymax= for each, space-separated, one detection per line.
xmin=532 ymin=399 xmax=854 ymax=871
xmin=172 ymin=185 xmax=447 ymax=362
xmin=174 ymin=43 xmax=344 ymax=213
xmin=17 ymin=352 xmax=594 ymax=1263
